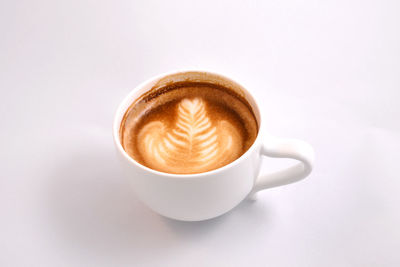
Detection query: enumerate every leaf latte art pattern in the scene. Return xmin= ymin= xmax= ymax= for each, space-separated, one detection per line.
xmin=137 ymin=98 xmax=243 ymax=174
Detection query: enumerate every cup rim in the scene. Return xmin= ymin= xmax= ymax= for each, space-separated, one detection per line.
xmin=113 ymin=69 xmax=263 ymax=178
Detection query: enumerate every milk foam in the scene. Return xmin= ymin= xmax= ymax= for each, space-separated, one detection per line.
xmin=136 ymin=98 xmax=243 ymax=174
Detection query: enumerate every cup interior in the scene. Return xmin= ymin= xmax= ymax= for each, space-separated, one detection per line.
xmin=113 ymin=70 xmax=262 ymax=176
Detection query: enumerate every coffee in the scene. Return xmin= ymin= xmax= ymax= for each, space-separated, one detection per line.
xmin=120 ymin=82 xmax=258 ymax=174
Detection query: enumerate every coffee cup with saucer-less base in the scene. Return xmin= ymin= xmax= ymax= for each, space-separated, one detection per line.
xmin=113 ymin=70 xmax=314 ymax=221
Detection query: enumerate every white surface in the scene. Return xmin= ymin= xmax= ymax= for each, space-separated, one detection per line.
xmin=1 ymin=0 xmax=399 ymax=266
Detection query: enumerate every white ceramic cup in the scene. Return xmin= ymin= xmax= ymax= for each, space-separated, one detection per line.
xmin=113 ymin=70 xmax=315 ymax=221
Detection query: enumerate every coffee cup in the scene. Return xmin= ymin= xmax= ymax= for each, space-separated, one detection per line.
xmin=113 ymin=70 xmax=314 ymax=221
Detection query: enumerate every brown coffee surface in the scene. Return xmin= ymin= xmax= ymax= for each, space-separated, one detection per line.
xmin=120 ymin=82 xmax=258 ymax=174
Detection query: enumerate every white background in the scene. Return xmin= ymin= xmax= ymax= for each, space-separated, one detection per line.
xmin=1 ymin=0 xmax=400 ymax=266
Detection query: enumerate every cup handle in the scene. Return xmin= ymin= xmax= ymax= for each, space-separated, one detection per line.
xmin=249 ymin=136 xmax=315 ymax=199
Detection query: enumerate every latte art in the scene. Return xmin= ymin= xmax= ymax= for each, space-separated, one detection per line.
xmin=137 ymin=98 xmax=242 ymax=173
xmin=120 ymin=82 xmax=258 ymax=174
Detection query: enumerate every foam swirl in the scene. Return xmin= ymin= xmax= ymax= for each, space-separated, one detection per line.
xmin=137 ymin=98 xmax=243 ymax=174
